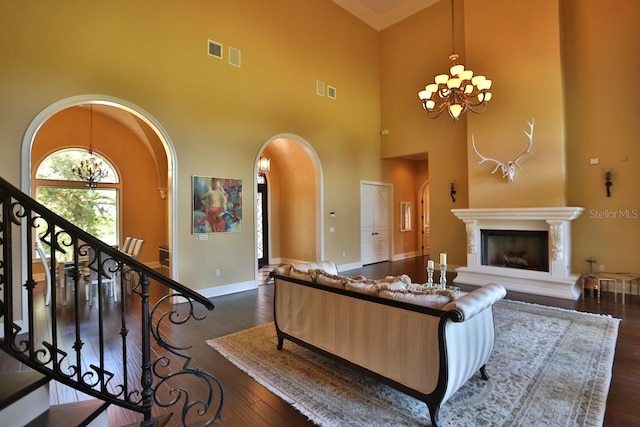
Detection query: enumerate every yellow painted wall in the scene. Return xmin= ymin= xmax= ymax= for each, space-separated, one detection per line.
xmin=4 ymin=0 xmax=640 ymax=295
xmin=383 ymin=158 xmax=420 ymax=256
xmin=0 ymin=0 xmax=381 ymax=292
xmin=379 ymin=1 xmax=470 ymax=267
xmin=563 ymin=0 xmax=640 ymax=273
xmin=377 ymin=0 xmax=639 ymax=274
xmin=465 ymin=0 xmax=566 ymax=207
xmin=265 ymin=138 xmax=318 ymax=262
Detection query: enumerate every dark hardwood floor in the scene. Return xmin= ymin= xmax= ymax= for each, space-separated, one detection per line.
xmin=2 ymin=257 xmax=639 ymax=426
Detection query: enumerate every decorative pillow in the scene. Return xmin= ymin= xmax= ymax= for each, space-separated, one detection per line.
xmin=290 ymin=267 xmax=314 ymax=282
xmin=406 ymin=283 xmax=455 ymax=295
xmin=291 ymin=261 xmax=338 ymax=275
xmin=345 ymin=281 xmax=379 ymax=296
xmin=272 ymin=263 xmax=292 ymax=277
xmin=379 ymin=288 xmax=454 ymax=309
xmin=314 ymin=269 xmax=348 ymax=289
xmin=373 ymin=274 xmax=411 ymax=291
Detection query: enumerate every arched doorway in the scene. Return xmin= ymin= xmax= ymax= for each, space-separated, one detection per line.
xmin=21 ymin=95 xmax=176 ymax=316
xmin=255 ymin=134 xmax=324 ymax=278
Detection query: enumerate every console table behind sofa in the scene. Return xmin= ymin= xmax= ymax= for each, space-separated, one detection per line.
xmin=271 ymin=261 xmax=506 ymax=427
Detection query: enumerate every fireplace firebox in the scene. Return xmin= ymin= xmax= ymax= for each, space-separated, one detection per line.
xmin=481 ymin=230 xmax=549 ymax=272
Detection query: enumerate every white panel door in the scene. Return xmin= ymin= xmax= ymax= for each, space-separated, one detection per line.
xmin=361 ymin=183 xmax=390 ymax=265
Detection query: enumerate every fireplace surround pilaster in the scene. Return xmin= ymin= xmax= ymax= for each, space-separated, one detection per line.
xmin=452 ymin=207 xmax=584 ymax=300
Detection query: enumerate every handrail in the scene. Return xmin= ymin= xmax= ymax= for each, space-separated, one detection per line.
xmin=0 ymin=176 xmax=223 ymax=426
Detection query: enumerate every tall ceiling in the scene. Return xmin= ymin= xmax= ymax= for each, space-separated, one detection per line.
xmin=332 ymin=0 xmax=440 ymax=31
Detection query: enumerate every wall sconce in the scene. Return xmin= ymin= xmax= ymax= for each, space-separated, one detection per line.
xmin=258 ymin=155 xmax=271 ymax=176
xmin=604 ymin=169 xmax=612 ymax=197
xmin=450 ymin=181 xmax=456 ymax=203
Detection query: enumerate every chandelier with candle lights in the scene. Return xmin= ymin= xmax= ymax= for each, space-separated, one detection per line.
xmin=72 ymin=105 xmax=108 ymax=189
xmin=417 ymin=0 xmax=492 ymax=123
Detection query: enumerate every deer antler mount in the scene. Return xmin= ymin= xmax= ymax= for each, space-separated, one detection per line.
xmin=472 ymin=119 xmax=534 ymax=183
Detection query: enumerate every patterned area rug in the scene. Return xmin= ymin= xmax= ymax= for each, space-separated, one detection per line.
xmin=206 ymin=299 xmax=619 ymax=426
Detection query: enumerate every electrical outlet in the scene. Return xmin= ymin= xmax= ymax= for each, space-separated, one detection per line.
xmin=215 ymin=269 xmax=221 ymax=276
xmin=342 ymin=251 xmax=346 ymax=258
xmin=598 ymin=264 xmax=605 ymax=272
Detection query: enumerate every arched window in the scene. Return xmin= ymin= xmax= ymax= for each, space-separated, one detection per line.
xmin=35 ymin=149 xmax=120 ymax=246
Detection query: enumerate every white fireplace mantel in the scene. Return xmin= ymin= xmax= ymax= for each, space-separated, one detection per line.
xmin=451 ymin=207 xmax=584 ymax=300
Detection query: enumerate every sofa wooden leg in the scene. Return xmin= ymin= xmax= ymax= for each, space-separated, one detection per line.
xmin=480 ymin=364 xmax=489 ymax=380
xmin=427 ymin=402 xmax=441 ymax=427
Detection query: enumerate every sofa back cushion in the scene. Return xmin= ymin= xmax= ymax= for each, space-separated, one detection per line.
xmin=345 ymin=280 xmax=379 ymax=296
xmin=290 ymin=261 xmax=339 ymax=275
xmin=374 ymin=274 xmax=411 ymax=291
xmin=290 ymin=267 xmax=315 ymax=281
xmin=315 ymin=270 xmax=348 ymax=289
xmin=379 ymin=288 xmax=454 ymax=309
xmin=272 ymin=263 xmax=292 ymax=276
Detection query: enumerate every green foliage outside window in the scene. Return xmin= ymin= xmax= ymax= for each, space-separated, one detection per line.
xmin=35 ymin=149 xmax=119 ymax=254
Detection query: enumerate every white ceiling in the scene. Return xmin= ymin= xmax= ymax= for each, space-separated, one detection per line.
xmin=332 ymin=0 xmax=440 ymax=31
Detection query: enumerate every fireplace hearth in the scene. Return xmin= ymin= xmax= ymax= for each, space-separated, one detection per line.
xmin=451 ymin=207 xmax=584 ymax=300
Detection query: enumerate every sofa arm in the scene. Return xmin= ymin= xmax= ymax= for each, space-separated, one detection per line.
xmin=442 ymin=283 xmax=506 ymax=321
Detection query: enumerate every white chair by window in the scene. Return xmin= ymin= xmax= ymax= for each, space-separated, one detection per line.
xmin=121 ymin=236 xmax=133 ymax=255
xmin=130 ymin=239 xmax=144 ymax=260
xmin=37 ymin=242 xmax=54 ymax=306
xmin=83 ymin=248 xmax=118 ymax=305
xmin=123 ymin=238 xmax=144 ymax=295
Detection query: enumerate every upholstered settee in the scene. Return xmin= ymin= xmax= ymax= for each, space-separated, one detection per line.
xmin=270 ymin=261 xmax=506 ymax=427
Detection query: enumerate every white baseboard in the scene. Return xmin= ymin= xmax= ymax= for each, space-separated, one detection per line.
xmin=337 ymin=261 xmax=363 ymax=272
xmin=194 ymin=280 xmax=258 ymax=299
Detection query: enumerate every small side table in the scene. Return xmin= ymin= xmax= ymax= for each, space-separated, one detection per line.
xmin=590 ymin=272 xmax=640 ymax=304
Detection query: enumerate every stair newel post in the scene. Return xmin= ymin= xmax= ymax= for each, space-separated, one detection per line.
xmin=139 ymin=272 xmax=156 ymax=427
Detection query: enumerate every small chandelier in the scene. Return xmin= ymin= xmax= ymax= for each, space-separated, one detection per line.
xmin=72 ymin=104 xmax=108 ymax=189
xmin=257 ymin=155 xmax=271 ymax=176
xmin=417 ymin=0 xmax=492 ymax=123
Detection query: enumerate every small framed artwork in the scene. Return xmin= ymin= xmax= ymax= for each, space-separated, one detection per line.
xmin=400 ymin=202 xmax=412 ymax=232
xmin=192 ymin=176 xmax=243 ymax=233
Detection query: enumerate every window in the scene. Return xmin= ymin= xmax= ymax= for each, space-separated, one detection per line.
xmin=35 ymin=149 xmax=120 ymax=247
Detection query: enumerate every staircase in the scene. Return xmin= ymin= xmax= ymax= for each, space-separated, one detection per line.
xmin=0 ymin=371 xmax=109 ymax=426
xmin=0 ymin=176 xmax=224 ymax=426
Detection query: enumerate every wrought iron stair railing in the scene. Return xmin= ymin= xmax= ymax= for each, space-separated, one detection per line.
xmin=0 ymin=176 xmax=224 ymax=426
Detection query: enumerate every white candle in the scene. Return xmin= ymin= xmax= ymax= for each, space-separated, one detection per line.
xmin=440 ymin=253 xmax=447 ymax=265
xmin=428 ymin=260 xmax=435 ymax=269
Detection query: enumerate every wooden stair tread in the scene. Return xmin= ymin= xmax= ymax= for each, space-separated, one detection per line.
xmin=25 ymin=399 xmax=110 ymax=427
xmin=0 ymin=371 xmax=49 ymax=409
xmin=122 ymin=413 xmax=173 ymax=427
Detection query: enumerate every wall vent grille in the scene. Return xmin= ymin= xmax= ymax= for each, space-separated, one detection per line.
xmin=208 ymin=40 xmax=223 ymax=59
xmin=327 ymin=86 xmax=337 ymax=99
xmin=229 ymin=47 xmax=241 ymax=67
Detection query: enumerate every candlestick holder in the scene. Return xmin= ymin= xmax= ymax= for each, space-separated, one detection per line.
xmin=425 ymin=265 xmax=434 ymax=287
xmin=439 ymin=264 xmax=447 ymax=289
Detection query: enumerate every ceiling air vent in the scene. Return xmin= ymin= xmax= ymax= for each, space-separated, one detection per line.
xmin=229 ymin=47 xmax=241 ymax=67
xmin=208 ymin=40 xmax=223 ymax=59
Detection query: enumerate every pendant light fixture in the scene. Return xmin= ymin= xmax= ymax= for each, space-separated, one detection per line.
xmin=417 ymin=0 xmax=493 ymax=123
xmin=72 ymin=104 xmax=109 ymax=189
